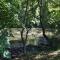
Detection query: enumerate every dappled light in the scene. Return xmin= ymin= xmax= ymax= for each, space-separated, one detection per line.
xmin=0 ymin=0 xmax=60 ymax=60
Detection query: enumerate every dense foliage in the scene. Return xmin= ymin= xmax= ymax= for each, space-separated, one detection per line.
xmin=0 ymin=0 xmax=59 ymax=28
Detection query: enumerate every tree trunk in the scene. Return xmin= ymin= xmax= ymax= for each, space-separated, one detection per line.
xmin=25 ymin=28 xmax=31 ymax=41
xmin=38 ymin=0 xmax=48 ymax=39
xmin=20 ymin=28 xmax=24 ymax=42
xmin=20 ymin=28 xmax=26 ymax=54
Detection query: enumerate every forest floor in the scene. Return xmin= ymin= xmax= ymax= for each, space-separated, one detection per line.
xmin=9 ymin=28 xmax=60 ymax=60
xmin=12 ymin=49 xmax=60 ymax=60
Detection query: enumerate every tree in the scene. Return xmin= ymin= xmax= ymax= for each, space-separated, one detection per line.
xmin=37 ymin=0 xmax=49 ymax=39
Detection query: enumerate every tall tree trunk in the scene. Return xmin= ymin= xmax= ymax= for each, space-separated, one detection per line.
xmin=38 ymin=0 xmax=48 ymax=39
xmin=21 ymin=0 xmax=29 ymax=54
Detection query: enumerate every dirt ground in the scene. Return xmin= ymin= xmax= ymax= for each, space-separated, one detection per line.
xmin=11 ymin=50 xmax=60 ymax=60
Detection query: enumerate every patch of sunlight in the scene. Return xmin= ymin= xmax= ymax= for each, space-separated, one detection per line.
xmin=49 ymin=7 xmax=60 ymax=12
xmin=54 ymin=29 xmax=58 ymax=34
xmin=36 ymin=7 xmax=39 ymax=16
xmin=48 ymin=50 xmax=60 ymax=56
xmin=45 ymin=31 xmax=54 ymax=37
xmin=34 ymin=54 xmax=44 ymax=59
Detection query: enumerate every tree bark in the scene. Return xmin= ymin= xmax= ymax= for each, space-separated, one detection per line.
xmin=25 ymin=28 xmax=31 ymax=41
xmin=21 ymin=0 xmax=29 ymax=54
xmin=38 ymin=0 xmax=48 ymax=39
xmin=20 ymin=28 xmax=24 ymax=42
